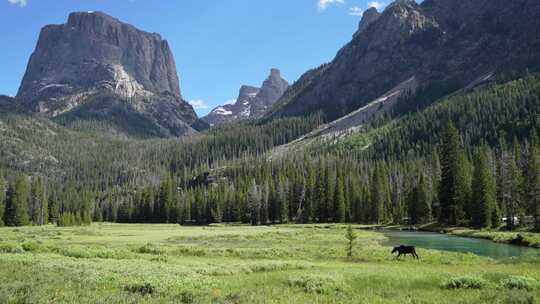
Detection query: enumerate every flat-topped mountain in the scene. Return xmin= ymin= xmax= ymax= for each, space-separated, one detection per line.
xmin=201 ymin=69 xmax=288 ymax=127
xmin=16 ymin=11 xmax=197 ymax=137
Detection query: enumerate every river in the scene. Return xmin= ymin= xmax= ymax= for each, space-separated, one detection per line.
xmin=379 ymin=230 xmax=540 ymax=259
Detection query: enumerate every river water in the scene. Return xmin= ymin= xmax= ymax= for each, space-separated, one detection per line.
xmin=379 ymin=230 xmax=540 ymax=259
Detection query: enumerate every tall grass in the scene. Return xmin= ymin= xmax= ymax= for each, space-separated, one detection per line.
xmin=0 ymin=223 xmax=539 ymax=303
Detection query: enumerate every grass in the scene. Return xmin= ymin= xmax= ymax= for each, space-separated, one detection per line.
xmin=0 ymin=223 xmax=539 ymax=303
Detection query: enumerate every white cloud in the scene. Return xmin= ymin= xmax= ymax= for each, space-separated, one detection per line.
xmin=7 ymin=0 xmax=27 ymax=7
xmin=224 ymin=99 xmax=237 ymax=105
xmin=348 ymin=6 xmax=363 ymax=16
xmin=318 ymin=0 xmax=344 ymax=11
xmin=188 ymin=99 xmax=208 ymax=110
xmin=368 ymin=1 xmax=386 ymax=10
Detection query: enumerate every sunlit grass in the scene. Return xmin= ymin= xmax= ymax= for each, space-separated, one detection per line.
xmin=0 ymin=223 xmax=539 ymax=303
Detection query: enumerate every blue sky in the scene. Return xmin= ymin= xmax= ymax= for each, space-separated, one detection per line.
xmin=0 ymin=0 xmax=389 ymax=116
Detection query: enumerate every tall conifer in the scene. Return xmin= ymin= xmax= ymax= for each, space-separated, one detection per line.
xmin=5 ymin=176 xmax=30 ymax=227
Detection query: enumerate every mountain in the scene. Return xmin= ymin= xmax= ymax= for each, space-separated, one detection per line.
xmin=203 ymin=85 xmax=259 ymax=127
xmin=270 ymin=0 xmax=540 ymax=122
xmin=201 ymin=69 xmax=288 ymax=127
xmin=16 ymin=11 xmax=197 ymax=137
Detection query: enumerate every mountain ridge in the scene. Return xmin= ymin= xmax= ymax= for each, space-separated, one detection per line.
xmin=269 ymin=0 xmax=540 ymax=123
xmin=201 ymin=68 xmax=288 ymax=127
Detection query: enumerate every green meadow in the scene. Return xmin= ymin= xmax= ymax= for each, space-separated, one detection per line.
xmin=0 ymin=224 xmax=539 ymax=304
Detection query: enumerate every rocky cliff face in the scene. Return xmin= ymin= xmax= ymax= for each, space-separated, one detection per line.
xmin=354 ymin=7 xmax=381 ymax=37
xmin=202 ymin=69 xmax=288 ymax=127
xmin=17 ymin=11 xmax=197 ymax=137
xmin=271 ymin=0 xmax=540 ymax=121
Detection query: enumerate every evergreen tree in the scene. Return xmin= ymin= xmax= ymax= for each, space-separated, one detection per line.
xmin=117 ymin=201 xmax=132 ymax=223
xmin=334 ymin=173 xmax=346 ymax=223
xmin=455 ymin=150 xmax=472 ymax=223
xmin=210 ymin=193 xmax=223 ymax=223
xmin=30 ymin=176 xmax=48 ymax=225
xmin=48 ymin=192 xmax=59 ymax=224
xmin=526 ymin=131 xmax=540 ymax=231
xmin=301 ymin=167 xmax=315 ymax=223
xmin=325 ymin=167 xmax=335 ymax=221
xmin=278 ymin=177 xmax=289 ymax=223
xmin=248 ymin=180 xmax=261 ymax=225
xmin=409 ymin=173 xmax=432 ymax=225
xmin=293 ymin=177 xmax=306 ymax=223
xmin=345 ymin=225 xmax=357 ymax=258
xmin=513 ymin=138 xmax=527 ymax=227
xmin=349 ymin=177 xmax=361 ymax=223
xmin=157 ymin=176 xmax=174 ymax=223
xmin=181 ymin=191 xmax=193 ymax=224
xmin=260 ymin=181 xmax=270 ymax=224
xmin=267 ymin=180 xmax=278 ymax=223
xmin=5 ymin=176 xmax=30 ymax=227
xmin=370 ymin=165 xmax=387 ymax=224
xmin=0 ymin=175 xmax=5 ymax=227
xmin=315 ymin=163 xmax=327 ymax=222
xmin=471 ymin=145 xmax=497 ymax=228
xmin=417 ymin=174 xmax=433 ymax=224
xmin=438 ymin=121 xmax=468 ymax=225
xmin=142 ymin=187 xmax=155 ymax=222
xmin=503 ymin=145 xmax=522 ymax=230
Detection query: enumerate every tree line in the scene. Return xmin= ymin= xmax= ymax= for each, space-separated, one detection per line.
xmin=0 ymin=174 xmax=93 ymax=227
xmin=4 ymin=119 xmax=538 ymax=231
xmin=1 ymin=74 xmax=540 ymax=231
xmin=104 ymin=123 xmax=539 ymax=230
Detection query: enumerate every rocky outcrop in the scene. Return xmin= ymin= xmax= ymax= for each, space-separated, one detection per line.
xmin=201 ymin=69 xmax=288 ymax=127
xmin=354 ymin=7 xmax=381 ymax=37
xmin=250 ymin=69 xmax=289 ymax=117
xmin=16 ymin=11 xmax=197 ymax=137
xmin=271 ymin=0 xmax=540 ymax=122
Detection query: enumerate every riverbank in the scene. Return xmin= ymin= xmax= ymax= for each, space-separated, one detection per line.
xmin=371 ymin=223 xmax=540 ymax=248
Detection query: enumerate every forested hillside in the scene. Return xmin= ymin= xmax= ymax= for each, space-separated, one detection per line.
xmin=321 ymin=72 xmax=540 ymax=159
xmin=0 ymin=113 xmax=321 ymax=189
xmin=2 ymin=73 xmax=540 ymax=231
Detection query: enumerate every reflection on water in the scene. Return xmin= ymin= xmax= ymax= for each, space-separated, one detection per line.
xmin=380 ymin=230 xmax=540 ymax=259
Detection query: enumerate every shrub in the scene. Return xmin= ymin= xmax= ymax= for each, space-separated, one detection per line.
xmin=150 ymin=255 xmax=169 ymax=263
xmin=57 ymin=247 xmax=92 ymax=259
xmin=94 ymin=248 xmax=134 ymax=260
xmin=503 ymin=290 xmax=536 ymax=304
xmin=55 ymin=246 xmax=134 ymax=260
xmin=442 ymin=276 xmax=487 ymax=289
xmin=124 ymin=283 xmax=156 ymax=296
xmin=501 ymin=276 xmax=538 ymax=291
xmin=174 ymin=246 xmax=206 ymax=257
xmin=21 ymin=241 xmax=44 ymax=252
xmin=223 ymin=293 xmax=242 ymax=304
xmin=136 ymin=243 xmax=164 ymax=255
xmin=287 ymin=274 xmax=345 ymax=294
xmin=0 ymin=243 xmax=25 ymax=253
xmin=180 ymin=290 xmax=195 ymax=303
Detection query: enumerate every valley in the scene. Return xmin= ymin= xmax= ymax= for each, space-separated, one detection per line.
xmin=2 ymin=0 xmax=540 ymax=303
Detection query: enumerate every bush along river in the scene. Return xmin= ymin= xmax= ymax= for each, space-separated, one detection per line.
xmin=380 ymin=230 xmax=540 ymax=259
